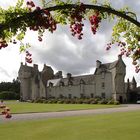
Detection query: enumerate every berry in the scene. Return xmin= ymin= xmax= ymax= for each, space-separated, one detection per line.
xmin=25 ymin=51 xmax=33 ymax=63
xmin=132 ymin=61 xmax=137 ymax=65
xmin=38 ymin=36 xmax=42 ymax=42
xmin=69 ymin=3 xmax=86 ymax=39
xmin=89 ymin=12 xmax=101 ymax=35
xmin=5 ymin=113 xmax=12 ymax=119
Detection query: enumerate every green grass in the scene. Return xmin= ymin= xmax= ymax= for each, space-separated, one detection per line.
xmin=3 ymin=101 xmax=122 ymax=114
xmin=0 ymin=111 xmax=140 ymax=140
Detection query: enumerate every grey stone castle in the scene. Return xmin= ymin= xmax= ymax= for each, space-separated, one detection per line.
xmin=18 ymin=56 xmax=137 ymax=103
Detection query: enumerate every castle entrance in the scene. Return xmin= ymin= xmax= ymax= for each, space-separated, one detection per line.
xmin=119 ymin=96 xmax=123 ymax=103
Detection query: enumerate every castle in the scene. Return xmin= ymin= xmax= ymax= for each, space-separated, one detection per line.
xmin=18 ymin=56 xmax=137 ymax=103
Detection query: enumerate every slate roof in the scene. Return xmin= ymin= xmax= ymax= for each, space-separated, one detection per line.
xmin=47 ymin=74 xmax=95 ymax=87
xmin=94 ymin=60 xmax=119 ymax=74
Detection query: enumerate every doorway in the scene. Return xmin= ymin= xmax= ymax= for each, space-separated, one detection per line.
xmin=119 ymin=96 xmax=123 ymax=103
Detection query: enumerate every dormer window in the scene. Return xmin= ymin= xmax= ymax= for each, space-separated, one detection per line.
xmin=68 ymin=80 xmax=73 ymax=86
xmin=59 ymin=81 xmax=64 ymax=86
xmin=80 ymin=79 xmax=85 ymax=84
xmin=49 ymin=82 xmax=53 ymax=87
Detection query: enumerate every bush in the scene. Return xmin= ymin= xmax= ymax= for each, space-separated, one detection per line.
xmin=0 ymin=91 xmax=20 ymax=100
xmin=57 ymin=100 xmax=64 ymax=104
xmin=34 ymin=99 xmax=42 ymax=103
xmin=107 ymin=100 xmax=114 ymax=105
xmin=99 ymin=99 xmax=108 ymax=104
xmin=90 ymin=100 xmax=98 ymax=104
xmin=75 ymin=99 xmax=84 ymax=104
xmin=70 ymin=99 xmax=76 ymax=104
xmin=114 ymin=101 xmax=120 ymax=105
xmin=83 ymin=99 xmax=91 ymax=104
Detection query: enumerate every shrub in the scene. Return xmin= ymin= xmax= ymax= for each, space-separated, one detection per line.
xmin=75 ymin=99 xmax=84 ymax=104
xmin=83 ymin=99 xmax=91 ymax=104
xmin=70 ymin=99 xmax=76 ymax=104
xmin=114 ymin=101 xmax=120 ymax=105
xmin=107 ymin=100 xmax=114 ymax=105
xmin=97 ymin=99 xmax=107 ymax=104
xmin=90 ymin=100 xmax=98 ymax=104
xmin=57 ymin=100 xmax=64 ymax=104
xmin=43 ymin=100 xmax=48 ymax=103
xmin=0 ymin=91 xmax=20 ymax=100
xmin=63 ymin=99 xmax=71 ymax=104
xmin=34 ymin=99 xmax=42 ymax=103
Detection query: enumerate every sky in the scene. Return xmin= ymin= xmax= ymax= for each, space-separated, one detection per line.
xmin=0 ymin=0 xmax=140 ymax=86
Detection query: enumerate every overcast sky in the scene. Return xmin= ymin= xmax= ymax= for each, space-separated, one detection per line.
xmin=0 ymin=0 xmax=140 ymax=86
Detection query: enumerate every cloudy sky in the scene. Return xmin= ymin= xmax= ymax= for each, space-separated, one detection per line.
xmin=0 ymin=0 xmax=140 ymax=86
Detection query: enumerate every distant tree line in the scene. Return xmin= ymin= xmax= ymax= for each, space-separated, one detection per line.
xmin=0 ymin=79 xmax=20 ymax=100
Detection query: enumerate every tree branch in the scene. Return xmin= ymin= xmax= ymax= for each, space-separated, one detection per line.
xmin=0 ymin=4 xmax=140 ymax=32
xmin=44 ymin=4 xmax=140 ymax=27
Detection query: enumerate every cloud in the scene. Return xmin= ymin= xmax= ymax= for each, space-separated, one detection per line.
xmin=0 ymin=67 xmax=10 ymax=78
xmin=26 ymin=24 xmax=110 ymax=76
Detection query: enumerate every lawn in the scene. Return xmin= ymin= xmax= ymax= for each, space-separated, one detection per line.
xmin=2 ymin=101 xmax=122 ymax=114
xmin=0 ymin=111 xmax=140 ymax=140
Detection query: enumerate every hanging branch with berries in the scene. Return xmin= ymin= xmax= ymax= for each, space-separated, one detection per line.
xmin=0 ymin=100 xmax=12 ymax=119
xmin=0 ymin=0 xmax=140 ymax=71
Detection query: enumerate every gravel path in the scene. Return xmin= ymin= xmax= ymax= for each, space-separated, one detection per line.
xmin=0 ymin=104 xmax=140 ymax=123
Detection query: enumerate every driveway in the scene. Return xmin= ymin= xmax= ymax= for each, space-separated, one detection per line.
xmin=0 ymin=104 xmax=140 ymax=123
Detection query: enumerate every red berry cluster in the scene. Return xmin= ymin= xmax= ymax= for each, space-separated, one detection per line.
xmin=26 ymin=0 xmax=35 ymax=11
xmin=89 ymin=12 xmax=101 ymax=34
xmin=106 ymin=41 xmax=140 ymax=73
xmin=0 ymin=40 xmax=8 ymax=49
xmin=135 ymin=65 xmax=140 ymax=73
xmin=26 ymin=1 xmax=57 ymax=42
xmin=106 ymin=41 xmax=128 ymax=56
xmin=106 ymin=42 xmax=112 ymax=51
xmin=132 ymin=49 xmax=140 ymax=73
xmin=0 ymin=101 xmax=12 ymax=119
xmin=69 ymin=3 xmax=86 ymax=39
xmin=25 ymin=51 xmax=32 ymax=63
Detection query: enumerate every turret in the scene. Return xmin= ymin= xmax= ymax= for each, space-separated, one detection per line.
xmin=131 ymin=77 xmax=137 ymax=90
xmin=41 ymin=64 xmax=54 ymax=85
xmin=54 ymin=71 xmax=63 ymax=78
xmin=67 ymin=73 xmax=72 ymax=80
xmin=18 ymin=63 xmax=32 ymax=79
xmin=18 ymin=63 xmax=33 ymax=101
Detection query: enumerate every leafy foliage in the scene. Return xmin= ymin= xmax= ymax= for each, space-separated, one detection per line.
xmin=0 ymin=0 xmax=140 ymax=71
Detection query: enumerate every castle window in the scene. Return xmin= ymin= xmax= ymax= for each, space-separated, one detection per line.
xmin=101 ymin=82 xmax=105 ymax=89
xmin=101 ymin=93 xmax=106 ymax=98
xmin=49 ymin=82 xmax=53 ymax=87
xmin=80 ymin=94 xmax=84 ymax=98
xmin=90 ymin=93 xmax=94 ymax=98
xmin=68 ymin=94 xmax=72 ymax=99
xmin=59 ymin=81 xmax=64 ymax=86
xmin=68 ymin=80 xmax=73 ymax=86
xmin=80 ymin=79 xmax=85 ymax=84
xmin=59 ymin=94 xmax=64 ymax=99
xmin=101 ymin=72 xmax=105 ymax=79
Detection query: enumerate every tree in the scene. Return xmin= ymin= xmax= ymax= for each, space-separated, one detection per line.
xmin=0 ymin=0 xmax=140 ymax=72
xmin=0 ymin=79 xmax=20 ymax=100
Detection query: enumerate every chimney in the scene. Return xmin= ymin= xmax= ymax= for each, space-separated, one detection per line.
xmin=67 ymin=73 xmax=72 ymax=79
xmin=33 ymin=64 xmax=38 ymax=70
xmin=118 ymin=54 xmax=122 ymax=60
xmin=96 ymin=60 xmax=101 ymax=68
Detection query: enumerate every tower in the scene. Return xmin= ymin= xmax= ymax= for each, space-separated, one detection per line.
xmin=18 ymin=63 xmax=32 ymax=100
xmin=110 ymin=56 xmax=126 ymax=102
xmin=131 ymin=77 xmax=137 ymax=90
xmin=41 ymin=64 xmax=54 ymax=85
